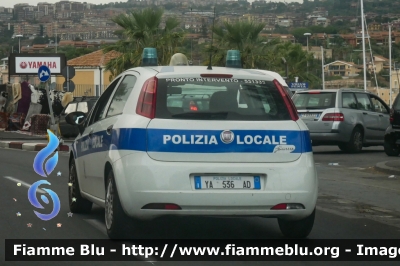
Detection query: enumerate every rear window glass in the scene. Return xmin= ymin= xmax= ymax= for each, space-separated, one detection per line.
xmin=77 ymin=102 xmax=88 ymax=113
xmin=64 ymin=103 xmax=77 ymax=114
xmin=292 ymin=92 xmax=336 ymax=110
xmin=155 ymin=78 xmax=291 ymax=121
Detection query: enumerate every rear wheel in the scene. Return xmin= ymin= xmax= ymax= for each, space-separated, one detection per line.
xmin=339 ymin=127 xmax=363 ymax=153
xmin=278 ymin=209 xmax=316 ymax=239
xmin=69 ymin=160 xmax=92 ymax=213
xmin=384 ymin=139 xmax=400 ymax=156
xmin=105 ymin=170 xmax=137 ymax=239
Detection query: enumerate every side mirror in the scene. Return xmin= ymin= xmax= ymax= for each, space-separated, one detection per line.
xmin=65 ymin=112 xmax=86 ymax=135
xmin=65 ymin=111 xmax=86 ymax=125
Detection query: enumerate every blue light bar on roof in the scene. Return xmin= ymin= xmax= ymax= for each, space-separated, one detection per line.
xmin=226 ymin=50 xmax=242 ymax=68
xmin=142 ymin=48 xmax=158 ymax=67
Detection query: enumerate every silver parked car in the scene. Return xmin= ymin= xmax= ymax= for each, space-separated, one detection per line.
xmin=292 ymin=89 xmax=390 ymax=153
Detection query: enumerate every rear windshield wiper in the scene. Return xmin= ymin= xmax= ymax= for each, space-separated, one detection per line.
xmin=298 ymin=107 xmax=328 ymax=110
xmin=171 ymin=112 xmax=229 ymax=119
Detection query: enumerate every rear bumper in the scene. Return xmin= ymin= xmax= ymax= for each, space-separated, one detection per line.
xmin=310 ymin=132 xmax=348 ymax=144
xmin=111 ymin=152 xmax=318 ymax=220
xmin=385 ymin=127 xmax=400 ymax=143
xmin=307 ymin=121 xmax=353 ymax=144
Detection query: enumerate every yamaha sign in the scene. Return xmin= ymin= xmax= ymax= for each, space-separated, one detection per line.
xmin=8 ymin=53 xmax=66 ymax=75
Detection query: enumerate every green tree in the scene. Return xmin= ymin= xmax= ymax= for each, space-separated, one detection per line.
xmin=204 ymin=20 xmax=271 ymax=69
xmin=291 ymin=28 xmax=312 ymax=46
xmin=32 ymin=36 xmax=48 ymax=45
xmin=103 ymin=7 xmax=185 ymax=79
xmin=273 ymin=42 xmax=320 ymax=87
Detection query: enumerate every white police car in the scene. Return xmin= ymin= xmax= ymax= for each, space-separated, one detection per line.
xmin=65 ymin=49 xmax=318 ymax=239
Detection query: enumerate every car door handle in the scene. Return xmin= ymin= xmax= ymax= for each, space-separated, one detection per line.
xmin=106 ymin=125 xmax=113 ymax=135
xmin=379 ymin=114 xmax=384 ymax=117
xmin=362 ymin=112 xmax=368 ymax=115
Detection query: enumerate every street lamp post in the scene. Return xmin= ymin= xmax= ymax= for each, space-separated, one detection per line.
xmin=282 ymin=57 xmax=288 ymax=79
xmin=304 ymin=33 xmax=311 ymax=52
xmin=304 ymin=33 xmax=311 ymax=74
xmin=321 ymin=46 xmax=325 ymax=90
xmin=389 ymin=23 xmax=392 ymax=107
xmin=14 ymin=34 xmax=23 ymax=53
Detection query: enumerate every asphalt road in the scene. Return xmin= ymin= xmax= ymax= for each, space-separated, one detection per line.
xmin=1 ymin=146 xmax=400 ymax=266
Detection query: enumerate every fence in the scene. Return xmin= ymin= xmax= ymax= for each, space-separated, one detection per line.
xmin=53 ymin=84 xmax=107 ymax=97
xmin=324 ymin=79 xmax=372 ymax=89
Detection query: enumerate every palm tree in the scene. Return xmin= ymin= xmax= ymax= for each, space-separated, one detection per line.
xmin=203 ymin=20 xmax=320 ymax=87
xmin=272 ymin=42 xmax=320 ymax=88
xmin=204 ymin=20 xmax=272 ymax=68
xmin=103 ymin=8 xmax=185 ymax=79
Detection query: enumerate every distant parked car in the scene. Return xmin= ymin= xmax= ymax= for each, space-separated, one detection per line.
xmin=59 ymin=96 xmax=99 ymax=138
xmin=292 ymin=88 xmax=390 ymax=153
xmin=384 ymin=94 xmax=400 ymax=156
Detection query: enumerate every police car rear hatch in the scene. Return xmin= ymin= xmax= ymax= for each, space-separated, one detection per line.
xmin=139 ymin=74 xmax=308 ymax=163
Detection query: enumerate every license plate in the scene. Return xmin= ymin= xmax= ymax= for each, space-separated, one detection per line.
xmin=194 ymin=176 xmax=261 ymax=190
xmin=300 ymin=113 xmax=320 ymax=118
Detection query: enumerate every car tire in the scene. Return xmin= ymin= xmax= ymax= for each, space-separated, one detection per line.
xmin=278 ymin=208 xmax=316 ymax=239
xmin=105 ymin=170 xmax=136 ymax=239
xmin=69 ymin=160 xmax=93 ymax=213
xmin=340 ymin=127 xmax=363 ymax=153
xmin=337 ymin=143 xmax=347 ymax=151
xmin=384 ymin=139 xmax=400 ymax=156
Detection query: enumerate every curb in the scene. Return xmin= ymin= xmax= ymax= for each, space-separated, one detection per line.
xmin=375 ymin=160 xmax=400 ymax=175
xmin=0 ymin=141 xmax=70 ymax=153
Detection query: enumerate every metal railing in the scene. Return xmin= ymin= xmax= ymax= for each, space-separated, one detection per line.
xmin=53 ymin=84 xmax=107 ymax=97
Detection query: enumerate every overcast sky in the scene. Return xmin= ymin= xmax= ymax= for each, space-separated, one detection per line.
xmin=2 ymin=0 xmax=302 ymax=9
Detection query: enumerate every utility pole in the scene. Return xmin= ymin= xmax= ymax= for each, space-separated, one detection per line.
xmin=361 ymin=0 xmax=367 ymax=91
xmin=304 ymin=33 xmax=311 ymax=74
xmin=55 ymin=21 xmax=58 ymax=53
xmin=191 ymin=8 xmax=193 ymax=63
xmin=389 ymin=23 xmax=392 ymax=107
xmin=321 ymin=46 xmax=325 ymax=90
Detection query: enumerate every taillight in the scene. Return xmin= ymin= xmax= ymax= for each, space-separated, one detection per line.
xmin=273 ymin=79 xmax=299 ymax=121
xmin=322 ymin=112 xmax=344 ymax=121
xmin=390 ymin=108 xmax=394 ymax=123
xmin=136 ymin=77 xmax=158 ymax=119
xmin=271 ymin=203 xmax=305 ymax=210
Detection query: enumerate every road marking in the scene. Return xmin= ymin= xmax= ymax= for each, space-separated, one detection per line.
xmin=319 ymin=177 xmax=400 ymax=192
xmin=348 ymin=167 xmax=366 ymax=170
xmin=3 ymin=176 xmax=46 ymax=193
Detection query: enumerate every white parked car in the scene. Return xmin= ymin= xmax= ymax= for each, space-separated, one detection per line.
xmin=65 ymin=49 xmax=318 ymax=239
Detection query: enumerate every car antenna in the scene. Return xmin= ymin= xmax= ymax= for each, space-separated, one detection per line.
xmin=207 ymin=6 xmax=216 ymax=70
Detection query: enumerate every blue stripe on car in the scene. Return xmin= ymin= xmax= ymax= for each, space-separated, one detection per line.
xmin=72 ymin=128 xmax=312 ymax=158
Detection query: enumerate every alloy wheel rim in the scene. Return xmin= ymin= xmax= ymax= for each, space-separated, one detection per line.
xmin=354 ymin=132 xmax=362 ymax=149
xmin=105 ymin=180 xmax=114 ymax=230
